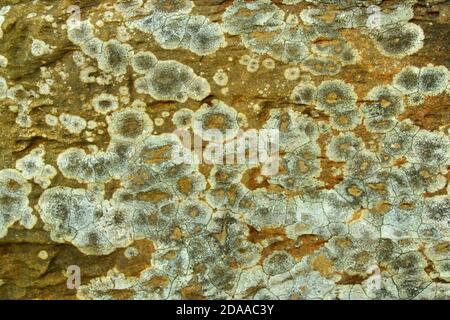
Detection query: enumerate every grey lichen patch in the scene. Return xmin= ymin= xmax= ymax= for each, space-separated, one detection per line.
xmin=392 ymin=64 xmax=449 ymax=107
xmin=213 ymin=69 xmax=229 ymax=87
xmin=0 ymin=0 xmax=449 ymax=301
xmin=326 ymin=132 xmax=364 ymax=162
xmin=393 ymin=66 xmax=420 ymax=94
xmin=222 ymin=0 xmax=358 ymax=73
xmin=290 ymin=82 xmax=316 ymax=105
xmin=57 ymin=145 xmax=130 ymax=184
xmin=263 ymin=109 xmax=319 ymax=152
xmin=284 ymin=67 xmax=300 ymax=81
xmin=107 ymin=107 xmax=153 ymax=142
xmin=0 ymin=169 xmax=36 ymax=238
xmin=39 ymin=118 xmax=208 ymax=256
xmin=2 ymin=82 xmax=37 ymax=128
xmin=129 ymin=0 xmax=226 ymax=56
xmin=269 ymin=143 xmax=322 ymax=190
xmin=172 ymin=108 xmax=194 ymax=129
xmin=404 ymin=163 xmax=447 ymax=194
xmin=240 ymin=54 xmax=260 ymax=73
xmin=406 ymin=130 xmax=450 ymax=168
xmin=222 ymin=0 xmax=306 ymax=63
xmin=418 ymin=65 xmax=449 ymax=96
xmin=311 ymin=40 xmax=359 ymax=66
xmin=193 ymin=100 xmax=239 ymax=141
xmin=91 ymin=93 xmax=120 ymax=115
xmin=178 ymin=200 xmax=212 ymax=233
xmin=299 ymin=2 xmax=424 ymax=60
xmin=263 ymin=251 xmax=295 ymax=276
xmin=316 ymin=80 xmax=357 ymax=114
xmin=30 ymin=38 xmax=54 ymax=57
xmin=37 ymin=186 xmax=139 ymax=255
xmin=59 ymin=113 xmax=87 ymax=135
xmin=67 ymin=20 xmax=134 ymax=77
xmin=361 ymin=85 xmax=404 ymax=133
xmin=329 ymin=109 xmax=362 ymax=132
xmin=77 ymin=267 xmax=174 ymax=299
xmin=98 ymin=40 xmax=134 ymax=76
xmin=67 ymin=20 xmax=95 ymax=46
xmin=15 ymin=146 xmax=57 ymax=189
xmin=135 ymin=60 xmax=210 ymax=102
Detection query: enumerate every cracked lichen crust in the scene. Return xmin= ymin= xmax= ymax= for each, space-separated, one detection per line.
xmin=128 ymin=0 xmax=226 ymax=56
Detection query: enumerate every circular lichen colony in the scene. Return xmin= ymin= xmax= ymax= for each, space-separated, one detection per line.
xmin=213 ymin=70 xmax=229 ymax=86
xmin=406 ymin=130 xmax=450 ymax=168
xmin=59 ymin=113 xmax=87 ymax=135
xmin=302 ymin=57 xmax=341 ymax=76
xmin=132 ymin=0 xmax=225 ymax=56
xmin=326 ymin=132 xmax=364 ymax=162
xmin=92 ymin=93 xmax=119 ymax=114
xmin=81 ymin=38 xmax=104 ymax=59
xmin=135 ymin=60 xmax=210 ymax=102
xmin=290 ymin=82 xmax=316 ymax=105
xmin=141 ymin=61 xmax=190 ymax=100
xmin=361 ymin=85 xmax=404 ymax=133
xmin=193 ymin=100 xmax=239 ymax=141
xmin=172 ymin=108 xmax=194 ymax=129
xmin=364 ymin=85 xmax=404 ymax=117
xmin=98 ymin=39 xmax=134 ymax=76
xmin=418 ymin=65 xmax=449 ymax=96
xmin=131 ymin=51 xmax=158 ymax=74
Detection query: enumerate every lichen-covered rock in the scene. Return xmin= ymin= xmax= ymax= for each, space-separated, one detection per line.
xmin=0 ymin=0 xmax=449 ymax=300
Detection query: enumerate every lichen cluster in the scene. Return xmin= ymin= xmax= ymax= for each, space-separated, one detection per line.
xmin=0 ymin=0 xmax=449 ymax=300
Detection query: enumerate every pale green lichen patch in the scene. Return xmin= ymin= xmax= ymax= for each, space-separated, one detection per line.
xmin=0 ymin=169 xmax=36 ymax=238
xmin=129 ymin=0 xmax=226 ymax=56
xmin=0 ymin=0 xmax=448 ymax=301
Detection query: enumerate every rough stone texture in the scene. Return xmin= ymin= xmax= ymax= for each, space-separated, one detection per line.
xmin=0 ymin=0 xmax=449 ymax=300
